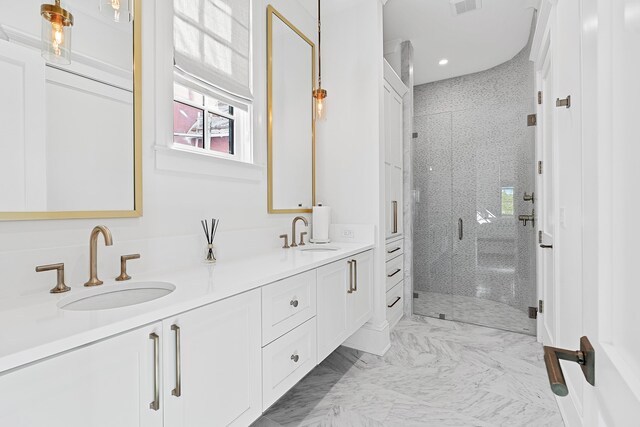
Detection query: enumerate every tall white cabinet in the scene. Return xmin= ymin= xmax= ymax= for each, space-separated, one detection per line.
xmin=383 ymin=61 xmax=408 ymax=330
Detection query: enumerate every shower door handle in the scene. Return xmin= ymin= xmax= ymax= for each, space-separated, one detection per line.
xmin=458 ymin=218 xmax=463 ymax=240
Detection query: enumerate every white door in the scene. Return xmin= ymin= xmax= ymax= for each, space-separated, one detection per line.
xmin=317 ymin=259 xmax=350 ymax=362
xmin=0 ymin=323 xmax=163 ymax=427
xmin=162 ymin=289 xmax=262 ymax=427
xmin=348 ymin=250 xmax=374 ymax=332
xmin=537 ymin=37 xmax=557 ymax=345
xmin=579 ymin=0 xmax=640 ymax=423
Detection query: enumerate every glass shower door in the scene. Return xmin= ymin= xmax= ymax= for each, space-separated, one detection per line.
xmin=412 ymin=102 xmax=537 ymax=335
xmin=449 ymin=103 xmax=537 ymax=335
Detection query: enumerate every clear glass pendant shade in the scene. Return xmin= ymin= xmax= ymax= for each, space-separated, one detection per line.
xmin=40 ymin=1 xmax=74 ymax=65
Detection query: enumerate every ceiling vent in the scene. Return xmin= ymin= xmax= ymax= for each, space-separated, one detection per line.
xmin=450 ymin=0 xmax=482 ymax=16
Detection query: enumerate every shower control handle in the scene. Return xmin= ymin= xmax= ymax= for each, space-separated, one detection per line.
xmin=458 ymin=218 xmax=463 ymax=240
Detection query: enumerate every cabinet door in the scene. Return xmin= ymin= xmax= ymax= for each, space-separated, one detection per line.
xmin=163 ymin=289 xmax=261 ymax=427
xmin=348 ymin=250 xmax=374 ymax=333
xmin=316 ymin=260 xmax=350 ymax=362
xmin=0 ymin=324 xmax=163 ymax=427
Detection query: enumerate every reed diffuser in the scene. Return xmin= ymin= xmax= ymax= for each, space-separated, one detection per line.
xmin=201 ymin=218 xmax=219 ymax=263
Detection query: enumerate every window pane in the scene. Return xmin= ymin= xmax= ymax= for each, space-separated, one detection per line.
xmin=205 ymin=95 xmax=234 ymax=116
xmin=208 ymin=112 xmax=234 ymax=154
xmin=174 ymin=101 xmax=204 ymax=148
xmin=501 ymin=187 xmax=514 ymax=216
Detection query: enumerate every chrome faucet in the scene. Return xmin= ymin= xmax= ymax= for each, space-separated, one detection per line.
xmin=290 ymin=216 xmax=309 ymax=247
xmin=84 ymin=225 xmax=113 ymax=287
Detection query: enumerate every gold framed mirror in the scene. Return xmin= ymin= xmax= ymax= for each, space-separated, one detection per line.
xmin=267 ymin=5 xmax=316 ymax=214
xmin=0 ymin=0 xmax=142 ymax=221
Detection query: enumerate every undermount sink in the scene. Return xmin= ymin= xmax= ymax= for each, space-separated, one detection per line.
xmin=58 ymin=281 xmax=176 ymax=311
xmin=296 ymin=245 xmax=340 ymax=252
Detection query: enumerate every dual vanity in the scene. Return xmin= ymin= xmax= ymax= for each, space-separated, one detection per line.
xmin=0 ymin=235 xmax=373 ymax=427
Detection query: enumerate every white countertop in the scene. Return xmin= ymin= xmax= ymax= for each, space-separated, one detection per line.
xmin=0 ymin=242 xmax=373 ymax=374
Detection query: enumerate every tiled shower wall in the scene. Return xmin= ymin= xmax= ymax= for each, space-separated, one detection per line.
xmin=412 ymin=41 xmax=537 ymax=320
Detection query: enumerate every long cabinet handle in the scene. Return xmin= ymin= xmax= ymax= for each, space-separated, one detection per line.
xmin=149 ymin=332 xmax=160 ymax=411
xmin=171 ymin=324 xmax=182 ymax=397
xmin=347 ymin=261 xmax=354 ymax=294
xmin=387 ymin=296 xmax=401 ymax=308
xmin=387 ymin=247 xmax=401 ymax=254
xmin=387 ymin=268 xmax=401 ymax=278
xmin=458 ymin=218 xmax=463 ymax=240
xmin=353 ymin=259 xmax=358 ymax=291
xmin=392 ymin=201 xmax=398 ymax=234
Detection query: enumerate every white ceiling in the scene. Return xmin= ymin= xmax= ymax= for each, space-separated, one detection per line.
xmin=384 ymin=0 xmax=537 ymax=85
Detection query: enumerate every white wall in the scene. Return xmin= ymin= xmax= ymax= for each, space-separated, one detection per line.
xmin=316 ymin=0 xmax=389 ymax=350
xmin=0 ymin=0 xmax=318 ymax=301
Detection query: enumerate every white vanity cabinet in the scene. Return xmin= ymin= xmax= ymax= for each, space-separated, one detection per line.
xmin=0 ymin=247 xmax=375 ymax=426
xmin=317 ymin=250 xmax=374 ymax=362
xmin=0 ymin=323 xmax=163 ymax=427
xmin=162 ymin=288 xmax=262 ymax=427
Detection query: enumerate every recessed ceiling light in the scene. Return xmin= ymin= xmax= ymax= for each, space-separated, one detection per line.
xmin=439 ymin=58 xmax=449 ymax=66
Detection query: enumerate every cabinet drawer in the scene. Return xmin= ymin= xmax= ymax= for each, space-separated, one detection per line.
xmin=385 ymin=239 xmax=404 ymax=262
xmin=386 ymin=281 xmax=404 ymax=329
xmin=262 ymin=270 xmax=316 ymax=345
xmin=385 ymin=255 xmax=404 ymax=292
xmin=262 ymin=318 xmax=317 ymax=410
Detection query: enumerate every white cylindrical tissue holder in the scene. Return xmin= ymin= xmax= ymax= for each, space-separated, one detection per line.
xmin=312 ymin=205 xmax=331 ymax=243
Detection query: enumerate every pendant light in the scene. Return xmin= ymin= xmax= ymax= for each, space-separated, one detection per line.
xmin=40 ymin=0 xmax=74 ymax=64
xmin=312 ymin=0 xmax=327 ymax=121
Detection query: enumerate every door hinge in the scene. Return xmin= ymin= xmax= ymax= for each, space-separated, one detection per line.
xmin=538 ymin=161 xmax=543 ymax=174
xmin=528 ymin=306 xmax=538 ymax=319
xmin=538 ymin=91 xmax=543 ymax=105
xmin=539 ymin=299 xmax=544 ymax=314
xmin=527 ymin=114 xmax=537 ymax=126
xmin=538 ymin=230 xmax=543 ymax=244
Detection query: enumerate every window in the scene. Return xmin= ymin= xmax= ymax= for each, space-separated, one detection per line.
xmin=173 ymin=82 xmax=249 ymax=159
xmin=172 ymin=0 xmax=253 ymax=163
xmin=501 ymin=187 xmax=514 ymax=216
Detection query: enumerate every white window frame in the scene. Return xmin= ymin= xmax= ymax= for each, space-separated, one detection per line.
xmin=172 ymin=78 xmax=253 ymax=164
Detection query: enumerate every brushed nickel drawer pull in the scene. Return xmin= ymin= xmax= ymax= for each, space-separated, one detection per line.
xmin=149 ymin=332 xmax=160 ymax=411
xmin=387 ymin=268 xmax=401 ymax=278
xmin=347 ymin=261 xmax=354 ymax=293
xmin=392 ymin=201 xmax=398 ymax=234
xmin=171 ymin=325 xmax=182 ymax=397
xmin=353 ymin=259 xmax=358 ymax=291
xmin=291 ymin=353 xmax=299 ymax=363
xmin=387 ymin=296 xmax=401 ymax=308
xmin=540 ymin=244 xmax=553 ymax=249
xmin=387 ymin=247 xmax=401 ymax=254
xmin=458 ymin=218 xmax=463 ymax=240
xmin=290 ymin=299 xmax=299 ymax=308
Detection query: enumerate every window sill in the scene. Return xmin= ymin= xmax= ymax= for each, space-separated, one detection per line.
xmin=154 ymin=144 xmax=263 ymax=182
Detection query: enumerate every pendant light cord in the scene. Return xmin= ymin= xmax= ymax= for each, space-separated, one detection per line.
xmin=317 ymin=0 xmax=322 ymax=89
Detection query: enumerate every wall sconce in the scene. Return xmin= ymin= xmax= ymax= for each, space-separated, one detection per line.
xmin=40 ymin=0 xmax=74 ymax=64
xmin=312 ymin=0 xmax=327 ymax=121
xmin=99 ymin=0 xmax=131 ymax=23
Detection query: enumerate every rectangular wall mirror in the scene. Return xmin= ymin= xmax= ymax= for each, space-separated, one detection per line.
xmin=267 ymin=5 xmax=315 ymax=214
xmin=0 ymin=0 xmax=142 ymax=220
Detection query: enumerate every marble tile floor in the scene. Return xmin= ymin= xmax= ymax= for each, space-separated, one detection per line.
xmin=413 ymin=290 xmax=536 ymax=336
xmin=253 ymin=315 xmax=563 ymax=427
